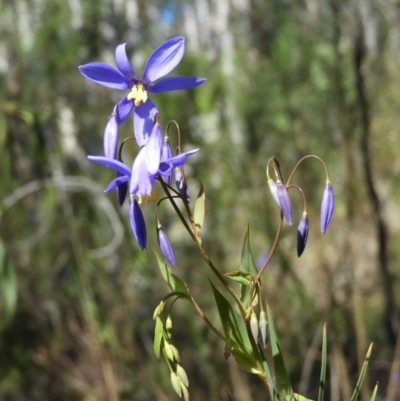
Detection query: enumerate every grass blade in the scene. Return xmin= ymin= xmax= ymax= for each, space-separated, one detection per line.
xmin=317 ymin=324 xmax=327 ymax=401
xmin=350 ymin=343 xmax=373 ymax=401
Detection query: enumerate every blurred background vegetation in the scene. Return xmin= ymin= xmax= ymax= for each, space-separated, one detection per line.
xmin=0 ymin=0 xmax=399 ymax=400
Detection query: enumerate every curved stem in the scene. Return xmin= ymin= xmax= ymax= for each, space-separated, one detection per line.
xmin=286 ymin=155 xmax=330 ymax=186
xmin=287 ymin=184 xmax=307 ymax=213
xmin=158 ymin=179 xmax=246 ymax=316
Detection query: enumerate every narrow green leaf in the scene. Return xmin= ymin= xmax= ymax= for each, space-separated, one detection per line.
xmin=267 ymin=304 xmax=292 ymax=398
xmin=194 ymin=181 xmax=205 ymax=230
xmin=225 ymin=271 xmax=252 ymax=286
xmin=240 ymin=226 xmax=258 ymax=306
xmin=155 ymin=253 xmax=189 ymax=295
xmin=350 ymin=343 xmax=373 ymax=401
xmin=154 ymin=317 xmax=163 ymax=359
xmin=0 ymin=241 xmax=17 ymax=319
xmin=370 ymin=383 xmax=378 ymax=401
xmin=317 ymin=324 xmax=327 ymax=401
xmin=210 ymin=282 xmax=254 ymax=359
xmin=257 ymin=343 xmax=277 ymax=401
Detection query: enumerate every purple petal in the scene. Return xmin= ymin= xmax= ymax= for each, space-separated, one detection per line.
xmin=130 ymin=148 xmax=155 ymax=196
xmin=149 ymin=77 xmax=206 ymax=93
xmin=157 ymin=226 xmax=176 ymax=267
xmin=320 ymin=182 xmax=334 ymax=234
xmin=143 ymin=37 xmax=185 ymax=83
xmin=134 ymin=98 xmax=158 ymax=147
xmin=116 ymin=172 xmax=128 ymax=206
xmin=78 ymin=62 xmax=130 ymax=90
xmin=115 ymin=43 xmax=138 ymax=82
xmin=277 ymin=181 xmax=293 ymax=225
xmin=144 ymin=125 xmax=163 ymax=175
xmin=129 ymin=197 xmax=147 ymax=250
xmin=297 ymin=212 xmax=309 ymax=257
xmin=88 ymin=155 xmax=131 ymax=177
xmin=161 ymin=138 xmax=173 ymax=185
xmin=103 ymin=115 xmax=119 ymax=159
xmin=104 ymin=175 xmax=129 ymax=193
xmin=159 ymin=149 xmax=199 ymax=176
xmin=115 ymin=96 xmax=134 ymax=124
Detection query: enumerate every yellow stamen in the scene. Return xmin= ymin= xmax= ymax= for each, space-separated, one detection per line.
xmin=138 ymin=186 xmax=157 ymax=204
xmin=127 ymin=83 xmax=148 ymax=106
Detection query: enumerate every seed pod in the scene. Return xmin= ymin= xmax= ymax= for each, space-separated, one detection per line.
xmin=250 ymin=312 xmax=259 ymax=344
xmin=259 ymin=311 xmax=269 ymax=348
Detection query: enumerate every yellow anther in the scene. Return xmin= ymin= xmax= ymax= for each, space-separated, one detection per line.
xmin=137 ymin=186 xmax=157 ymax=204
xmin=127 ymin=83 xmax=148 ymax=106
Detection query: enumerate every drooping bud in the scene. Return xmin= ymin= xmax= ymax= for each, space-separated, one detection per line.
xmin=259 ymin=311 xmax=268 ymax=348
xmin=103 ymin=115 xmax=119 ymax=159
xmin=129 ymin=196 xmax=146 ymax=250
xmin=161 ymin=136 xmax=174 ymax=185
xmin=175 ymin=167 xmax=190 ymax=201
xmin=297 ymin=212 xmax=309 ymax=257
xmin=277 ymin=180 xmax=293 ymax=225
xmin=116 ymin=171 xmax=128 ymax=206
xmin=157 ymin=225 xmax=176 ymax=267
xmin=250 ymin=312 xmax=259 ymax=344
xmin=320 ymin=181 xmax=334 ymax=234
xmin=164 ymin=341 xmax=175 ymax=362
xmin=267 ymin=179 xmax=281 ymax=208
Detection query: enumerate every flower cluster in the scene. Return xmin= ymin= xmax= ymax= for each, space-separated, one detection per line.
xmin=266 ymin=157 xmax=334 ymax=258
xmin=80 ymin=37 xmax=205 ymax=260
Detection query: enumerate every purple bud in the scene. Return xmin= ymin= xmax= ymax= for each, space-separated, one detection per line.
xmin=297 ymin=212 xmax=309 ymax=257
xmin=320 ymin=182 xmax=334 ymax=234
xmin=175 ymin=167 xmax=189 ymax=201
xmin=129 ymin=196 xmax=146 ymax=249
xmin=277 ymin=180 xmax=292 ymax=225
xmin=161 ymin=137 xmax=173 ymax=185
xmin=157 ymin=225 xmax=176 ymax=267
xmin=116 ymin=171 xmax=128 ymax=206
xmin=267 ymin=179 xmax=281 ymax=208
xmin=103 ymin=115 xmax=119 ymax=159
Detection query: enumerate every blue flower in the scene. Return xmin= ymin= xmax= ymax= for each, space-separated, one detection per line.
xmin=320 ymin=181 xmax=334 ymax=234
xmin=87 ymin=143 xmax=199 ymax=248
xmin=79 ymin=37 xmax=206 ymax=148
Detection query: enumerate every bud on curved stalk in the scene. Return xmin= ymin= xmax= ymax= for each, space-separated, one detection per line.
xmin=250 ymin=312 xmax=259 ymax=344
xmin=103 ymin=115 xmax=119 ymax=159
xmin=129 ymin=196 xmax=146 ymax=250
xmin=267 ymin=179 xmax=281 ymax=208
xmin=297 ymin=212 xmax=309 ymax=257
xmin=116 ymin=171 xmax=128 ymax=206
xmin=170 ymin=371 xmax=182 ymax=398
xmin=175 ymin=167 xmax=190 ymax=201
xmin=161 ymin=137 xmax=173 ymax=185
xmin=259 ymin=311 xmax=268 ymax=348
xmin=277 ymin=180 xmax=293 ymax=225
xmin=157 ymin=225 xmax=176 ymax=267
xmin=320 ymin=181 xmax=334 ymax=234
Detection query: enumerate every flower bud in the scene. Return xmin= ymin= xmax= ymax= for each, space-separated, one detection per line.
xmin=320 ymin=181 xmax=334 ymax=234
xmin=116 ymin=171 xmax=128 ymax=206
xmin=170 ymin=371 xmax=182 ymax=398
xmin=267 ymin=179 xmax=281 ymax=208
xmin=161 ymin=137 xmax=173 ymax=185
xmin=297 ymin=212 xmax=309 ymax=257
xmin=103 ymin=115 xmax=119 ymax=159
xmin=129 ymin=196 xmax=146 ymax=250
xmin=277 ymin=180 xmax=293 ymax=225
xmin=259 ymin=311 xmax=268 ymax=348
xmin=176 ymin=364 xmax=189 ymax=387
xmin=157 ymin=225 xmax=176 ymax=267
xmin=175 ymin=167 xmax=190 ymax=201
xmin=250 ymin=312 xmax=259 ymax=344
